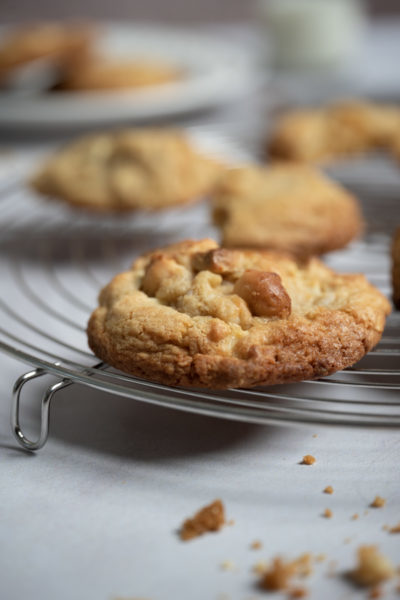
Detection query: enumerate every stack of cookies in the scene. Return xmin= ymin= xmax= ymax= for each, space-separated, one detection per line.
xmin=30 ymin=104 xmax=396 ymax=390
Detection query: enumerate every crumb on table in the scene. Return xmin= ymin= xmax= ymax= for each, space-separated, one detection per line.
xmin=180 ymin=499 xmax=225 ymax=541
xmin=371 ymin=496 xmax=386 ymax=508
xmin=323 ymin=485 xmax=334 ymax=494
xmin=289 ymin=586 xmax=309 ymax=598
xmin=220 ymin=560 xmax=237 ymax=572
xmin=323 ymin=508 xmax=333 ymax=519
xmin=369 ymin=586 xmax=383 ymax=599
xmin=301 ymin=455 xmax=316 ymax=465
xmin=253 ymin=560 xmax=269 ymax=575
xmin=389 ymin=522 xmax=400 ymax=534
xmin=259 ymin=554 xmax=313 ymax=591
xmin=351 ymin=513 xmax=359 ymax=520
xmin=349 ymin=545 xmax=395 ymax=586
xmin=251 ymin=540 xmax=263 ymax=550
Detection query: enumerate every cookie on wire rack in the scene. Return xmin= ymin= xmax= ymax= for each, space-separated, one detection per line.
xmin=87 ymin=239 xmax=390 ymax=389
xmin=31 ymin=128 xmax=223 ymax=212
xmin=392 ymin=227 xmax=400 ymax=310
xmin=267 ymin=100 xmax=400 ymax=164
xmin=211 ymin=164 xmax=363 ymax=257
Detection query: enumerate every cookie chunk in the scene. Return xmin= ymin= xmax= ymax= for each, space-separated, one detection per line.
xmin=391 ymin=227 xmax=400 ymax=309
xmin=57 ymin=58 xmax=180 ymax=91
xmin=268 ymin=100 xmax=400 ymax=163
xmin=180 ymin=499 xmax=225 ymax=541
xmin=0 ymin=23 xmax=93 ymax=80
xmin=87 ymin=239 xmax=390 ymax=389
xmin=31 ymin=129 xmax=222 ymax=212
xmin=212 ymin=164 xmax=363 ymax=256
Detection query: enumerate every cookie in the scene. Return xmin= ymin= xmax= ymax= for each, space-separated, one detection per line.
xmin=211 ymin=164 xmax=363 ymax=256
xmin=87 ymin=239 xmax=390 ymax=389
xmin=57 ymin=58 xmax=180 ymax=91
xmin=31 ymin=129 xmax=223 ymax=212
xmin=391 ymin=227 xmax=400 ymax=310
xmin=268 ymin=100 xmax=400 ymax=163
xmin=0 ymin=23 xmax=93 ymax=80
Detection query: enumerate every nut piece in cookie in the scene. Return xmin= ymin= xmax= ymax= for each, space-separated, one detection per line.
xmin=267 ymin=100 xmax=400 ymax=164
xmin=180 ymin=499 xmax=225 ymax=541
xmin=31 ymin=128 xmax=223 ymax=212
xmin=234 ymin=270 xmax=291 ymax=318
xmin=212 ymin=164 xmax=363 ymax=257
xmin=391 ymin=227 xmax=400 ymax=309
xmin=87 ymin=239 xmax=390 ymax=389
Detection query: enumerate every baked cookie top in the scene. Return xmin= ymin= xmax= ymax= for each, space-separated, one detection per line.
xmin=268 ymin=100 xmax=400 ymax=163
xmin=31 ymin=129 xmax=223 ymax=212
xmin=212 ymin=164 xmax=363 ymax=256
xmin=57 ymin=58 xmax=180 ymax=91
xmin=87 ymin=239 xmax=390 ymax=389
xmin=0 ymin=23 xmax=93 ymax=75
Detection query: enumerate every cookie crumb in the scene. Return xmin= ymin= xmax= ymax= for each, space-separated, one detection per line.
xmin=252 ymin=560 xmax=269 ymax=575
xmin=301 ymin=455 xmax=316 ymax=465
xmin=389 ymin=522 xmax=400 ymax=534
xmin=369 ymin=587 xmax=383 ymax=599
xmin=312 ymin=434 xmax=318 ymax=438
xmin=295 ymin=553 xmax=313 ymax=577
xmin=220 ymin=560 xmax=237 ymax=572
xmin=323 ymin=508 xmax=333 ymax=519
xmin=315 ymin=553 xmax=326 ymax=563
xmin=351 ymin=513 xmax=359 ymax=520
xmin=180 ymin=499 xmax=225 ymax=541
xmin=382 ymin=525 xmax=389 ymax=532
xmin=371 ymin=496 xmax=386 ymax=508
xmin=259 ymin=558 xmax=297 ymax=591
xmin=227 ymin=519 xmax=235 ymax=526
xmin=349 ymin=545 xmax=395 ymax=586
xmin=259 ymin=554 xmax=313 ymax=591
xmin=289 ymin=587 xmax=308 ymax=598
xmin=323 ymin=485 xmax=334 ymax=494
xmin=251 ymin=540 xmax=263 ymax=550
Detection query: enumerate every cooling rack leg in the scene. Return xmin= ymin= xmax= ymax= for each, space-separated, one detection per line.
xmin=11 ymin=369 xmax=72 ymax=451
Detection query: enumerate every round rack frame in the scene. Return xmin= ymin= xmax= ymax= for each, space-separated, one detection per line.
xmin=1 ymin=142 xmax=400 ymax=451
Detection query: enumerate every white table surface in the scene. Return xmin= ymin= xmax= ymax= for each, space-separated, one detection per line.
xmin=1 ymin=21 xmax=400 ymax=600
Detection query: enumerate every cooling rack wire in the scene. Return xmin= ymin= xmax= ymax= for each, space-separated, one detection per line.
xmin=0 ymin=143 xmax=399 ymax=451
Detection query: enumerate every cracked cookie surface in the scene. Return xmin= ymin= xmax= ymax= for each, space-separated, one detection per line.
xmin=87 ymin=239 xmax=390 ymax=389
xmin=212 ymin=164 xmax=363 ymax=257
xmin=31 ymin=129 xmax=222 ymax=212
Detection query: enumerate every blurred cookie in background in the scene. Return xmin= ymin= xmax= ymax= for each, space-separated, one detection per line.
xmin=212 ymin=164 xmax=363 ymax=257
xmin=31 ymin=128 xmax=224 ymax=212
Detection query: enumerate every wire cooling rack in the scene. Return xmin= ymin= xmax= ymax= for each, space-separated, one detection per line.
xmin=1 ymin=136 xmax=399 ymax=451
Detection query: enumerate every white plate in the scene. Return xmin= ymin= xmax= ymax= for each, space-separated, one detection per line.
xmin=0 ymin=23 xmax=262 ymax=129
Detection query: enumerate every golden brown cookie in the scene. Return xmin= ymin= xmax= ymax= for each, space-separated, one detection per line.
xmin=391 ymin=227 xmax=400 ymax=310
xmin=268 ymin=100 xmax=400 ymax=163
xmin=0 ymin=23 xmax=94 ymax=80
xmin=57 ymin=58 xmax=180 ymax=91
xmin=87 ymin=239 xmax=390 ymax=389
xmin=212 ymin=164 xmax=363 ymax=256
xmin=31 ymin=129 xmax=223 ymax=212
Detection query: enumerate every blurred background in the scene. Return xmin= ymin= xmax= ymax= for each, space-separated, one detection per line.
xmin=1 ymin=0 xmax=400 ymax=23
